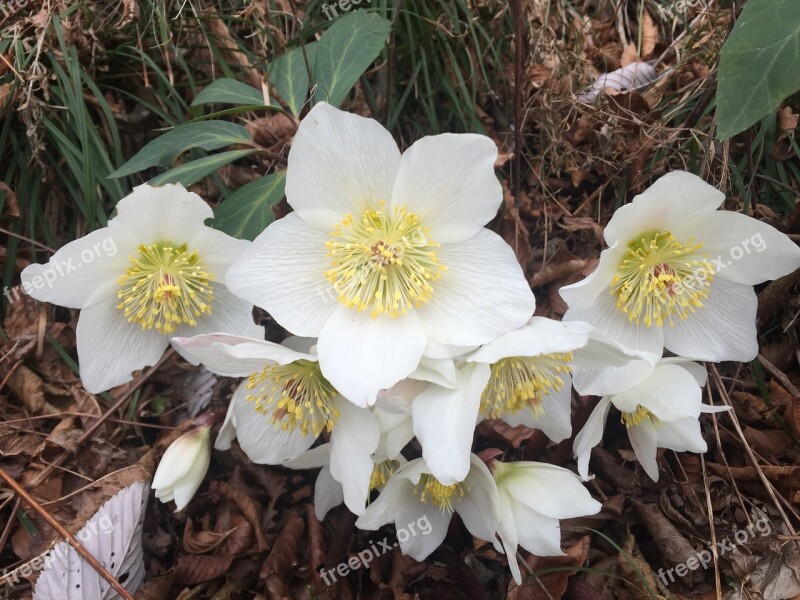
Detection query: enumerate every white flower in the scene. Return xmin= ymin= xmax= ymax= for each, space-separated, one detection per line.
xmin=560 ymin=171 xmax=800 ymax=363
xmin=171 ymin=333 xmax=380 ymax=515
xmin=20 ymin=184 xmax=262 ymax=393
xmin=492 ymin=460 xmax=601 ymax=584
xmin=225 ymin=102 xmax=535 ymax=407
xmin=411 ymin=318 xmax=650 ymax=484
xmin=152 ymin=425 xmax=211 ymax=511
xmin=283 ymin=379 xmax=418 ymax=520
xmin=573 ymin=359 xmax=728 ymax=481
xmin=355 ymin=454 xmax=502 ymax=561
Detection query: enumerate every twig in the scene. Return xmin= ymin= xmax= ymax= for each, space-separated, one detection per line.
xmin=511 ymin=0 xmax=524 ymax=205
xmin=758 ymin=353 xmax=800 ymax=397
xmin=0 ymin=225 xmax=55 ymax=253
xmin=0 ymin=468 xmax=134 ymax=600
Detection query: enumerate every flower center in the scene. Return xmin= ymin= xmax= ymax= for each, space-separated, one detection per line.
xmin=325 ymin=204 xmax=446 ymax=318
xmin=610 ymin=231 xmax=713 ymax=328
xmin=480 ymin=353 xmax=574 ymax=419
xmin=416 ymin=473 xmax=464 ymax=514
xmin=369 ymin=459 xmax=399 ymax=492
xmin=117 ymin=242 xmax=214 ymax=334
xmin=245 ymin=360 xmax=339 ymax=437
xmin=620 ymin=405 xmax=657 ymax=428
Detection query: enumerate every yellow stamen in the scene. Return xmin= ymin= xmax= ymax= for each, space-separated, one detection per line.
xmin=116 ymin=242 xmax=214 ymax=334
xmin=621 ymin=405 xmax=657 ymax=427
xmin=245 ymin=360 xmax=339 ymax=437
xmin=610 ymin=231 xmax=713 ymax=328
xmin=325 ymin=203 xmax=446 ymax=318
xmin=481 ymin=353 xmax=574 ymax=419
xmin=369 ymin=459 xmax=398 ymax=492
xmin=416 ymin=473 xmax=464 ymax=514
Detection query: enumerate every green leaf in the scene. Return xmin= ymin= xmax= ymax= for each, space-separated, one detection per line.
xmin=312 ymin=10 xmax=392 ymax=107
xmin=191 ymin=78 xmax=265 ymax=106
xmin=270 ymin=44 xmax=316 ymax=117
xmin=214 ymin=171 xmax=287 ymax=240
xmin=148 ymin=149 xmax=257 ymax=187
xmin=109 ymin=121 xmax=254 ymax=178
xmin=716 ymin=0 xmax=800 ymax=140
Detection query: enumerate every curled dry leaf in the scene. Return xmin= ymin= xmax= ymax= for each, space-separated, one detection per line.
xmin=210 ymin=480 xmax=269 ymax=552
xmin=174 ymin=554 xmax=235 ymax=585
xmin=260 ymin=511 xmax=304 ymax=579
xmin=578 ymin=62 xmax=659 ymax=103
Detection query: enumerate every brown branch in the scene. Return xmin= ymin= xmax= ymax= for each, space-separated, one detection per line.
xmin=0 ymin=468 xmax=135 ymax=600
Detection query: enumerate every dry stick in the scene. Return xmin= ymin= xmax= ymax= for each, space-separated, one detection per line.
xmin=699 ymin=454 xmax=722 ymax=600
xmin=758 ymin=353 xmax=800 ymax=397
xmin=708 ymin=364 xmax=800 ymax=543
xmin=0 ymin=468 xmax=135 ymax=600
xmin=25 ymin=348 xmax=175 ymax=492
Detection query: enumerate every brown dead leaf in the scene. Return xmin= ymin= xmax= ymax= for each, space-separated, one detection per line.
xmin=211 ymin=479 xmax=268 ymax=551
xmin=260 ymin=511 xmax=304 ymax=579
xmin=134 ymin=568 xmax=175 ymax=600
xmin=742 ymin=426 xmax=792 ymax=457
xmin=477 ymin=419 xmax=544 ymax=449
xmin=183 ymin=518 xmax=234 ymax=554
xmin=631 ymin=499 xmax=700 ymax=578
xmin=174 ymin=553 xmax=235 ymax=585
xmin=641 ymin=11 xmax=659 ymax=58
xmin=531 ymin=258 xmax=590 ymax=288
xmin=507 ymin=536 xmax=590 ymax=599
xmin=620 ymin=43 xmax=639 ymax=67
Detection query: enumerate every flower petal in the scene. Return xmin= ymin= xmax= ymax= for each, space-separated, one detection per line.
xmin=655 ymin=417 xmax=707 ymax=453
xmin=230 ymin=382 xmax=316 ymax=463
xmin=225 ymin=213 xmax=337 ymax=337
xmin=329 ymin=397 xmax=381 ymax=516
xmin=170 ymin=334 xmax=277 ymax=377
xmin=558 ymin=249 xmax=623 ymax=311
xmin=317 ymin=306 xmax=427 ymax=407
xmin=20 ymin=224 xmax=134 ymax=309
xmin=509 ymin=496 xmax=565 ymax=556
xmin=453 ymin=455 xmax=502 ymax=550
xmin=391 ymin=133 xmax=502 ymax=244
xmin=573 ymin=397 xmax=611 ymax=479
xmin=627 ymin=417 xmax=660 ymax=481
xmin=468 ymin=317 xmax=590 ymax=365
xmin=187 ymin=225 xmax=252 ymax=279
xmin=285 ymin=102 xmax=401 ymax=230
xmin=610 ymin=363 xmax=702 ymax=420
xmin=663 ymin=278 xmax=757 ymax=362
xmin=172 ymin=447 xmax=210 ymax=511
xmin=76 ymin=294 xmax=168 ymax=393
xmin=495 ymin=489 xmax=522 ymax=584
xmin=173 ymin=285 xmax=264 ymax=341
xmin=500 ymin=379 xmax=573 ymax=444
xmin=417 ymin=229 xmax=535 ymax=346
xmin=674 ymin=210 xmax=800 ymax=285
xmin=314 ymin=466 xmax=345 ymax=521
xmin=412 ymin=363 xmax=491 ymax=484
xmin=114 ymin=183 xmax=214 ymax=243
xmin=501 ymin=462 xmax=601 ymax=520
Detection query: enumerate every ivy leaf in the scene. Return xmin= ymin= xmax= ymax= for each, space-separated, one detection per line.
xmin=716 ymin=0 xmax=800 ymax=140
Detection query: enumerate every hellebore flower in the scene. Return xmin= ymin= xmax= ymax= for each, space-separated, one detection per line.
xmin=152 ymin=424 xmax=212 ymax=511
xmin=225 ymin=102 xmax=535 ymax=406
xmin=21 ymin=184 xmax=262 ymax=393
xmin=560 ymin=171 xmax=800 ymax=362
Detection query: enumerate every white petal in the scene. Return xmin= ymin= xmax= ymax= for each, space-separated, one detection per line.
xmin=355 ymin=467 xmax=415 ymax=530
xmin=225 ymin=213 xmax=337 ymax=336
xmin=417 ymin=229 xmax=535 ymax=346
xmin=286 ymin=102 xmax=401 ymax=230
xmin=495 ymin=489 xmax=522 ymax=584
xmin=317 ymin=306 xmax=427 ymax=407
xmin=392 ymin=133 xmax=502 ymax=244
xmin=573 ymin=398 xmax=611 ymax=479
xmin=510 ymin=496 xmax=565 ymax=556
xmin=501 ymin=379 xmax=573 ymax=444
xmin=114 ymin=183 xmax=214 ymax=243
xmin=410 ymin=355 xmax=458 ymax=388
xmin=170 ymin=334 xmax=278 ymax=377
xmin=654 ymin=417 xmax=707 ymax=453
xmin=20 ymin=223 xmax=134 ymax=309
xmin=558 ymin=248 xmax=623 ymax=311
xmin=627 ymin=418 xmax=660 ymax=481
xmin=468 ymin=317 xmax=589 ymax=365
xmin=329 ymin=397 xmax=380 ymax=516
xmin=314 ymin=466 xmax=345 ymax=521
xmin=501 ymin=463 xmax=601 ymax=520
xmin=76 ymin=294 xmax=168 ymax=393
xmin=282 ymin=443 xmax=332 ymax=470
xmin=663 ymin=278 xmax=757 ymax=362
xmin=187 ymin=225 xmax=252 ymax=279
xmin=395 ymin=490 xmax=451 ymax=561
xmin=453 ymin=455 xmax=501 ymax=549
xmin=610 ymin=363 xmax=702 ymax=420
xmin=674 ymin=210 xmax=800 ymax=285
xmin=230 ymin=383 xmax=316 ymax=463
xmin=172 ymin=446 xmax=210 ymax=511
xmin=572 ymin=358 xmax=657 ymax=398
xmin=214 ymin=399 xmax=237 ymax=451
xmin=174 ymin=285 xmax=264 ymax=341
xmin=412 ymin=363 xmax=491 ymax=484
xmin=571 ymin=323 xmax=657 ymax=370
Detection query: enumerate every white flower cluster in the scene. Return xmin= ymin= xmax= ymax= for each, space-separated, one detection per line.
xmin=21 ymin=102 xmax=800 ymax=584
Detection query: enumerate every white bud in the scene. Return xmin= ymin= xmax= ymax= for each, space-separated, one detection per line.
xmin=152 ymin=425 xmax=211 ymax=511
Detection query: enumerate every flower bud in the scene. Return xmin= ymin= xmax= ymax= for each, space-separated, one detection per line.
xmin=152 ymin=425 xmax=211 ymax=511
